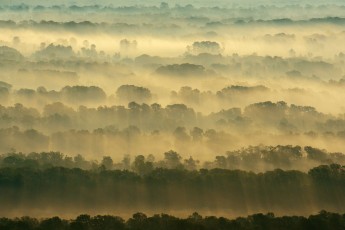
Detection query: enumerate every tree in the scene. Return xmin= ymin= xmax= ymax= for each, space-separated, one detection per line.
xmin=120 ymin=39 xmax=137 ymax=56
xmin=188 ymin=212 xmax=202 ymax=222
xmin=190 ymin=127 xmax=203 ymax=142
xmin=101 ymin=156 xmax=113 ymax=170
xmin=155 ymin=63 xmax=208 ymax=77
xmin=132 ymin=155 xmax=153 ymax=175
xmin=39 ymin=217 xmax=67 ymax=230
xmin=116 ymin=85 xmax=152 ymax=104
xmin=33 ymin=44 xmax=75 ymax=60
xmin=164 ymin=150 xmax=183 ymax=169
xmin=70 ymin=214 xmax=91 ymax=230
xmin=61 ymin=86 xmax=106 ymax=104
xmin=184 ymin=157 xmax=199 ymax=171
xmin=305 ymin=146 xmax=330 ymax=163
xmin=173 ymin=127 xmax=191 ymax=142
xmin=90 ymin=215 xmax=125 ymax=230
xmin=122 ymin=154 xmax=131 ymax=170
xmin=187 ymin=41 xmax=223 ymax=55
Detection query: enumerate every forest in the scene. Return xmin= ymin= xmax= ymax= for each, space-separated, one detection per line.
xmin=1 ymin=0 xmax=345 ymax=228
xmin=1 ymin=162 xmax=345 ymax=217
xmin=1 ymin=211 xmax=345 ymax=230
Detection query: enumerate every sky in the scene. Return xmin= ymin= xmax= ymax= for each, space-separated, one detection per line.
xmin=1 ymin=0 xmax=345 ymax=7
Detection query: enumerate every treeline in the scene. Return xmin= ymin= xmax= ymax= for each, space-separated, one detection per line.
xmin=1 ymin=44 xmax=343 ymax=81
xmin=14 ymin=17 xmax=345 ymax=27
xmin=1 ymin=164 xmax=345 ymax=215
xmin=1 ymin=210 xmax=344 ymax=230
xmin=1 ymin=145 xmax=345 ymax=172
xmin=3 ymin=82 xmax=344 ymax=112
xmin=1 ymin=100 xmax=345 ymax=133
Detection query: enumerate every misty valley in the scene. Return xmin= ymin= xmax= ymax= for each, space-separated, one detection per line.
xmin=1 ymin=1 xmax=345 ymax=229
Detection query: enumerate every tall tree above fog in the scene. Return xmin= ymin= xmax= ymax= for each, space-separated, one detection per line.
xmin=186 ymin=41 xmax=223 ymax=55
